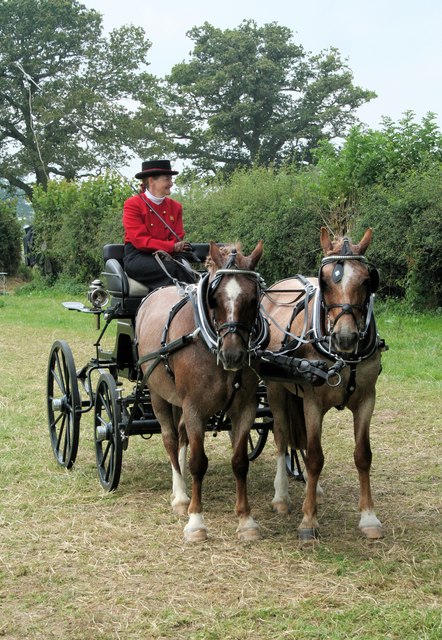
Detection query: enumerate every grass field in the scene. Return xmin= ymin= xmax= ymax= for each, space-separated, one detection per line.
xmin=0 ymin=290 xmax=441 ymax=639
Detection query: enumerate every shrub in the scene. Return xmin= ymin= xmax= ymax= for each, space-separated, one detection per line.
xmin=0 ymin=198 xmax=22 ymax=274
xmin=32 ymin=173 xmax=132 ymax=283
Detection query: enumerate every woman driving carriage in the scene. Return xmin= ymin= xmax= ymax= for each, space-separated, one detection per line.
xmin=123 ymin=159 xmax=196 ymax=289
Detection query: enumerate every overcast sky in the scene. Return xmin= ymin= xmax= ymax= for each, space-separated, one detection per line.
xmin=83 ymin=0 xmax=441 ymax=174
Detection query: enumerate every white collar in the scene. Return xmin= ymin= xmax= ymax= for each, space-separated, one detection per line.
xmin=145 ymin=189 xmax=165 ymax=205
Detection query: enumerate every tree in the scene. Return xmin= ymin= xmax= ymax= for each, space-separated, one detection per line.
xmin=309 ymin=112 xmax=442 ymax=234
xmin=0 ymin=0 xmax=159 ymax=199
xmin=0 ymin=197 xmax=22 ymax=273
xmin=157 ymin=20 xmax=375 ymax=177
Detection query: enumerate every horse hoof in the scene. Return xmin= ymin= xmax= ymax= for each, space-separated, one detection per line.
xmin=184 ymin=528 xmax=208 ymax=543
xmin=172 ymin=503 xmax=189 ymax=516
xmin=237 ymin=526 xmax=261 ymax=542
xmin=298 ymin=528 xmax=320 ymax=546
xmin=361 ymin=526 xmax=383 ymax=540
xmin=272 ymin=501 xmax=291 ymax=515
xmin=237 ymin=516 xmax=261 ymax=542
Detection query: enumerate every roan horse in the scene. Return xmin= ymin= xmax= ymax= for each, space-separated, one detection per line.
xmin=136 ymin=241 xmax=265 ymax=542
xmin=261 ymin=228 xmax=386 ymax=544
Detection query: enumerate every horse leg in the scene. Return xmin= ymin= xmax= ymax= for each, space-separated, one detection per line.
xmin=183 ymin=416 xmax=209 ymax=543
xmin=352 ymin=398 xmax=383 ymax=539
xmin=298 ymin=401 xmax=324 ymax=544
xmin=170 ymin=412 xmax=191 ymax=515
xmin=151 ymin=395 xmax=190 ymax=516
xmin=230 ymin=410 xmax=261 ymax=541
xmin=268 ymin=384 xmax=291 ymax=514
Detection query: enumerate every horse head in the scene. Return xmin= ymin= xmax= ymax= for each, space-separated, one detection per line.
xmin=319 ymin=227 xmax=378 ymax=354
xmin=206 ymin=241 xmax=263 ymax=370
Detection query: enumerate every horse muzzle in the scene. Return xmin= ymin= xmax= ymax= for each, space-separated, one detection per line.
xmin=218 ymin=341 xmax=249 ymax=370
xmin=216 ymin=322 xmax=252 ymax=370
xmin=331 ymin=328 xmax=359 ymax=353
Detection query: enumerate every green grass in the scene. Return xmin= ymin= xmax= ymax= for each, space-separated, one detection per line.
xmin=0 ymin=291 xmax=441 ymax=639
xmin=376 ymin=306 xmax=442 ymax=381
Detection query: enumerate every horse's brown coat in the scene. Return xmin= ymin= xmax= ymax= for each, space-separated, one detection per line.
xmin=136 ymin=241 xmax=264 ymax=541
xmin=262 ymin=228 xmax=383 ymax=542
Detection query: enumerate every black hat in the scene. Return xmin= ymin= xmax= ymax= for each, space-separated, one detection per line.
xmin=135 ymin=159 xmax=178 ymax=179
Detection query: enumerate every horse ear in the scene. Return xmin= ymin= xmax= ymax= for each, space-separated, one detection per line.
xmin=320 ymin=227 xmax=333 ymax=254
xmin=355 ymin=228 xmax=373 ymax=255
xmin=248 ymin=240 xmax=263 ymax=269
xmin=209 ymin=241 xmax=224 ymax=268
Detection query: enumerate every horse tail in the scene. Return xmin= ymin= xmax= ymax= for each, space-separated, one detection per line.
xmin=287 ymin=393 xmax=307 ymax=451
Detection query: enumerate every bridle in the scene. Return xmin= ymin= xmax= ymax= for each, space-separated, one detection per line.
xmin=319 ymin=255 xmax=378 ymax=338
xmin=194 ymin=248 xmax=267 ymax=361
xmin=312 ymin=241 xmax=380 ymax=361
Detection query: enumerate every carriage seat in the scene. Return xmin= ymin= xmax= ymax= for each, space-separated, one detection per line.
xmin=102 ymin=244 xmax=150 ymax=301
xmin=101 ymin=243 xmax=216 ymax=310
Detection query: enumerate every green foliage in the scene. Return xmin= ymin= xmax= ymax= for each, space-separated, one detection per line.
xmin=0 ymin=0 xmax=156 ymax=198
xmin=0 ymin=197 xmax=23 ymax=273
xmin=355 ymin=166 xmax=442 ymax=308
xmin=180 ymin=166 xmax=325 ymax=283
xmin=314 ymin=112 xmax=442 ymax=225
xmin=32 ymin=173 xmax=132 ymax=282
xmin=27 ymin=113 xmax=442 ymax=310
xmin=161 ymin=20 xmax=375 ymax=177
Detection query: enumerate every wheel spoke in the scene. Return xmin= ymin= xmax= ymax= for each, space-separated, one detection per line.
xmin=96 ymin=413 xmax=108 ymax=428
xmin=62 ymin=419 xmax=69 ymax=460
xmin=50 ymin=412 xmax=64 ymax=429
xmin=53 ymin=351 xmax=67 ymax=395
xmin=56 ymin=415 xmax=66 ymax=450
xmin=105 ymin=448 xmax=113 ymax=482
xmin=101 ymin=439 xmax=112 ymax=467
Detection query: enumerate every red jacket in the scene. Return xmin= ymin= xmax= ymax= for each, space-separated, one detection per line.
xmin=123 ymin=193 xmax=185 ymax=253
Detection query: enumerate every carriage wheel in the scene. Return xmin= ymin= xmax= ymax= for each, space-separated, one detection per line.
xmin=47 ymin=340 xmax=81 ymax=469
xmin=94 ymin=372 xmax=123 ymax=492
xmin=247 ymin=426 xmax=269 ymax=461
xmin=285 ymin=448 xmax=306 ymax=482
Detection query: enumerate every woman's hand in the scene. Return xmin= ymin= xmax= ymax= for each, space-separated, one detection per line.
xmin=173 ymin=240 xmax=192 ymax=253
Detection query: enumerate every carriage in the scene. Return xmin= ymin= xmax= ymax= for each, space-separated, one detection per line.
xmin=46 ymin=242 xmax=311 ymax=493
xmin=47 ymin=231 xmax=385 ymax=543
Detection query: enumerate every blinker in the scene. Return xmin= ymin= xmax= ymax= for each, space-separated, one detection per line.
xmin=332 ymin=262 xmax=344 ymax=283
xmin=369 ymin=268 xmax=380 ymax=293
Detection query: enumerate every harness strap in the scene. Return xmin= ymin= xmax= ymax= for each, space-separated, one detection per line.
xmin=122 ymin=328 xmax=201 ymax=440
xmin=138 ymin=330 xmax=200 ymax=368
xmin=212 ymin=371 xmax=242 ymax=434
xmin=335 ymin=362 xmax=357 ymax=410
xmin=153 ymin=250 xmax=200 ymax=289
